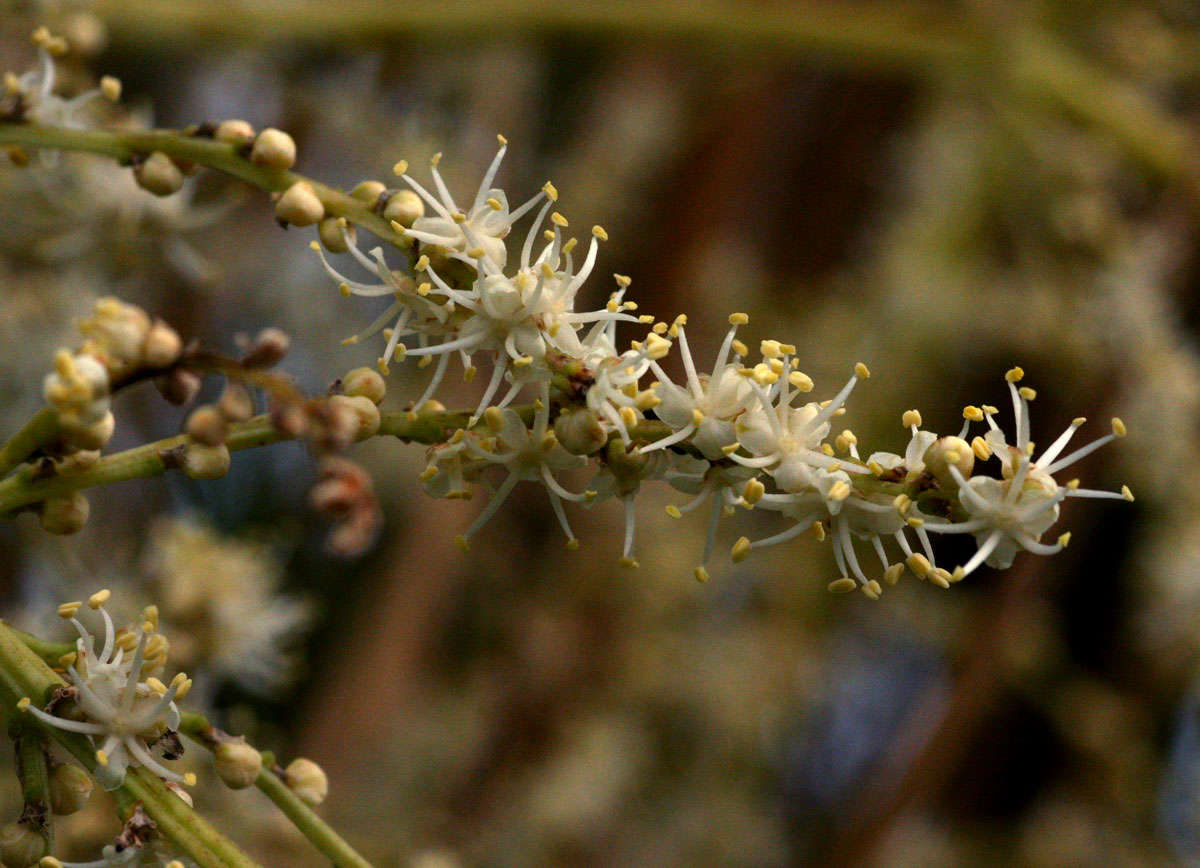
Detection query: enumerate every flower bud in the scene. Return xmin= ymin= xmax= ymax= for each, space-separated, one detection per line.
xmin=155 ymin=369 xmax=202 ymax=406
xmin=241 ymin=328 xmax=291 ymax=368
xmin=554 ymin=409 xmax=607 ymax=455
xmin=185 ymin=405 xmax=227 ymax=446
xmin=318 ymin=216 xmax=354 ymax=253
xmin=141 ymin=320 xmax=182 ymax=368
xmin=382 ymin=189 xmax=424 ymax=228
xmin=214 ymin=119 xmax=255 ymax=144
xmin=78 ymin=298 xmax=151 ymax=376
xmin=134 ymin=152 xmax=184 ymax=197
xmin=922 ymin=436 xmax=975 ymax=487
xmin=350 ymin=180 xmax=386 ymax=204
xmin=65 ymin=410 xmax=115 ymax=450
xmin=250 ymin=128 xmax=296 ymax=171
xmin=328 ymin=395 xmax=380 ymax=441
xmin=213 ymin=740 xmax=262 ymax=790
xmin=40 ymin=492 xmax=90 ymax=535
xmin=341 ymin=367 xmax=386 ymax=405
xmin=275 ymin=182 xmax=324 ymax=226
xmin=0 ymin=821 xmax=47 ymax=867
xmin=217 ymin=383 xmax=254 ymax=422
xmin=49 ymin=763 xmax=94 ymax=815
xmin=284 ymin=758 xmax=327 ymax=806
xmin=182 ymin=443 xmax=231 ymax=480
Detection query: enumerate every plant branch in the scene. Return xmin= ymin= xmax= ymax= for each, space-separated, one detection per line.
xmin=0 ymin=408 xmax=60 ymax=480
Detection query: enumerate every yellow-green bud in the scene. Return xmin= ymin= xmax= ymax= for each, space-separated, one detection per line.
xmin=214 ymin=119 xmax=255 ymax=144
xmin=185 ymin=405 xmax=227 ymax=446
xmin=49 ymin=763 xmax=93 ymax=815
xmin=182 ymin=443 xmax=231 ymax=480
xmin=213 ymin=740 xmax=262 ymax=790
xmin=554 ymin=409 xmax=607 ymax=456
xmin=134 ymin=152 xmax=184 ymax=197
xmin=922 ymin=436 xmax=975 ymax=487
xmin=40 ymin=492 xmax=90 ymax=535
xmin=342 ymin=367 xmax=386 ymax=405
xmin=382 ymin=189 xmax=424 ymax=228
xmin=0 ymin=822 xmax=47 ymax=867
xmin=142 ymin=320 xmax=183 ymax=368
xmin=328 ymin=395 xmax=380 ymax=441
xmin=284 ymin=758 xmax=327 ymax=806
xmin=250 ymin=128 xmax=297 ymax=171
xmin=350 ymin=180 xmax=386 ymax=204
xmin=275 ymin=182 xmax=324 ymax=226
xmin=318 ymin=217 xmax=354 ymax=253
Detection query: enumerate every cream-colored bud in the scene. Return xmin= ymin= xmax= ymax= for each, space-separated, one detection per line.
xmin=213 ymin=740 xmax=262 ymax=790
xmin=250 ymin=128 xmax=297 ymax=171
xmin=142 ymin=320 xmax=182 ymax=368
xmin=185 ymin=405 xmax=227 ymax=446
xmin=217 ymin=383 xmax=254 ymax=422
xmin=49 ymin=763 xmax=94 ymax=815
xmin=329 ymin=395 xmax=380 ymax=441
xmin=134 ymin=152 xmax=184 ymax=197
xmin=554 ymin=409 xmax=607 ymax=456
xmin=242 ymin=327 xmax=291 ymax=368
xmin=318 ymin=217 xmax=355 ymax=253
xmin=0 ymin=821 xmax=47 ymax=867
xmin=342 ymin=367 xmax=386 ymax=405
xmin=275 ymin=182 xmax=324 ymax=226
xmin=66 ymin=411 xmax=115 ymax=450
xmin=922 ymin=436 xmax=975 ymax=487
xmin=182 ymin=444 xmax=231 ymax=480
xmin=215 ymin=119 xmax=255 ymax=143
xmin=350 ymin=180 xmax=386 ymax=204
xmin=40 ymin=492 xmax=90 ymax=535
xmin=285 ymin=758 xmax=328 ymax=806
xmin=155 ymin=369 xmax=202 ymax=406
xmin=382 ymin=189 xmax=425 ymax=227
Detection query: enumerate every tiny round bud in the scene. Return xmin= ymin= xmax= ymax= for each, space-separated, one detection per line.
xmin=49 ymin=763 xmax=93 ymax=815
xmin=317 ymin=217 xmax=354 ymax=253
xmin=66 ymin=411 xmax=115 ymax=450
xmin=554 ymin=409 xmax=607 ymax=456
xmin=329 ymin=395 xmax=380 ymax=441
xmin=185 ymin=405 xmax=227 ymax=446
xmin=182 ymin=444 xmax=231 ymax=480
xmin=141 ymin=320 xmax=183 ymax=368
xmin=213 ymin=740 xmax=262 ymax=790
xmin=242 ymin=327 xmax=291 ymax=368
xmin=341 ymin=367 xmax=386 ymax=405
xmin=284 ymin=758 xmax=328 ymax=806
xmin=217 ymin=383 xmax=254 ymax=422
xmin=134 ymin=151 xmax=184 ymax=197
xmin=250 ymin=128 xmax=297 ymax=171
xmin=350 ymin=180 xmax=386 ymax=203
xmin=382 ymin=189 xmax=424 ymax=228
xmin=40 ymin=492 xmax=90 ymax=535
xmin=98 ymin=76 xmax=121 ymax=102
xmin=214 ymin=119 xmax=255 ymax=144
xmin=155 ymin=369 xmax=202 ymax=406
xmin=0 ymin=822 xmax=47 ymax=867
xmin=275 ymin=182 xmax=324 ymax=226
xmin=922 ymin=436 xmax=975 ymax=487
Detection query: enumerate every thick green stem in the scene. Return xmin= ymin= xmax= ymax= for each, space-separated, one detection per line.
xmin=0 ymin=408 xmax=60 ymax=480
xmin=0 ymin=621 xmax=264 ymax=868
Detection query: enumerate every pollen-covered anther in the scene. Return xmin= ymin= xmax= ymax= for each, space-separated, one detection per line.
xmin=893 ymin=494 xmax=912 ymax=514
xmin=883 ymin=563 xmax=905 ymax=585
xmin=729 ymin=312 xmax=749 ymax=325
xmin=1019 ymin=386 xmax=1036 ymax=401
xmin=743 ymin=479 xmax=765 ymax=506
xmin=902 ymin=409 xmax=922 ymax=428
xmin=963 ymin=405 xmax=984 ymax=422
xmin=1005 ymin=366 xmax=1024 ymax=382
xmin=862 ymin=580 xmax=883 ymax=600
xmin=1121 ymin=485 xmax=1134 ymax=501
xmin=827 ymin=578 xmax=857 ymax=595
xmin=57 ymin=602 xmax=82 ymax=619
xmin=1112 ymin=418 xmax=1127 ymax=437
xmin=906 ymin=552 xmax=931 ymax=578
xmin=731 ymin=536 xmax=752 ymax=563
xmin=87 ymin=589 xmax=111 ymax=609
xmin=855 ymin=362 xmax=870 ymax=379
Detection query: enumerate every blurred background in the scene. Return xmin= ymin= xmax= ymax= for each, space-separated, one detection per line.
xmin=3 ymin=1 xmax=1200 ymax=865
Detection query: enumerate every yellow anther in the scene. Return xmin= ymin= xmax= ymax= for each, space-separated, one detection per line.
xmin=884 ymin=563 xmax=905 ymax=586
xmin=893 ymin=494 xmax=911 ymax=514
xmin=486 ymin=197 xmax=503 ymax=211
xmin=906 ymin=553 xmax=931 ymax=578
xmin=929 ymin=569 xmax=952 ymax=589
xmin=57 ymin=602 xmax=81 ymax=619
xmin=694 ymin=566 xmax=711 ymax=583
xmin=731 ymin=536 xmax=752 ymax=563
xmin=551 ymin=212 xmax=568 ymax=227
xmin=562 ymin=237 xmax=578 ymax=254
xmin=429 ymin=152 xmax=442 ymax=167
xmin=855 ymin=362 xmax=870 ymax=379
xmin=972 ymin=436 xmax=992 ymax=460
xmin=867 ymin=460 xmax=885 ymax=476
xmin=454 ymin=535 xmax=470 ymax=552
xmin=1112 ymin=418 xmax=1127 ymax=437
xmin=906 ymin=517 xmax=924 ymax=528
xmin=863 ymin=580 xmax=883 ymax=600
xmin=184 ymin=772 xmax=198 ymax=787
xmin=463 ymin=365 xmax=477 ymax=384
xmin=542 ymin=181 xmax=558 ymax=201
xmin=827 ymin=578 xmax=857 ymax=595
xmin=96 ymin=750 xmax=109 ymax=767
xmin=721 ymin=443 xmax=741 ymax=456
xmin=728 ymin=312 xmax=749 ymax=326
xmin=1019 ymin=386 xmax=1036 ymax=401
xmin=16 ymin=697 xmax=30 ymax=711
xmin=743 ymin=479 xmax=765 ymax=505
xmin=760 ymin=339 xmax=784 ymax=359
xmin=565 ymin=538 xmax=580 ymax=551
xmin=829 ymin=481 xmax=851 ymax=502
xmin=789 ymin=371 xmax=814 ymax=392
xmin=731 ymin=339 xmax=749 ymax=358
xmin=88 ymin=589 xmax=111 ymax=609
xmin=902 ymin=410 xmax=922 ymax=428
xmin=982 ymin=404 xmax=998 ymax=415
xmin=666 ymin=505 xmax=683 ymax=519
xmin=1057 ymin=532 xmax=1071 ymax=548
xmin=146 ymin=677 xmax=167 ymax=696
xmin=592 ymin=225 xmax=608 ymax=241
xmin=811 ymin=522 xmax=826 ymax=541
xmin=619 ymin=556 xmax=640 ymax=569
xmin=392 ymin=160 xmax=409 ymax=176
xmin=1005 ymin=366 xmax=1024 ymax=382
xmin=820 ymin=443 xmax=835 ymax=457
xmin=963 ymin=405 xmax=984 ymax=422
xmin=1121 ymin=485 xmax=1134 ymax=501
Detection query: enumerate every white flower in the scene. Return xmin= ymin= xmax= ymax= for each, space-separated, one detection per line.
xmin=18 ymin=591 xmax=193 ymax=790
xmin=11 ymin=32 xmax=120 ymax=132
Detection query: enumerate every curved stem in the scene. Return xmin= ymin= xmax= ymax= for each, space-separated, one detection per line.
xmin=0 ymin=408 xmax=60 ymax=479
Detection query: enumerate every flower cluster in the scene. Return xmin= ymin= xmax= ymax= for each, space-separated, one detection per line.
xmin=312 ymin=142 xmax=1133 ymax=594
xmin=17 ymin=590 xmax=195 ymax=791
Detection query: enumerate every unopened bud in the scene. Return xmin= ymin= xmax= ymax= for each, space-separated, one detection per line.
xmin=350 ymin=180 xmax=386 ymax=204
xmin=133 ymin=151 xmax=184 ymax=197
xmin=382 ymin=189 xmax=424 ymax=228
xmin=318 ymin=217 xmax=354 ymax=253
xmin=66 ymin=411 xmax=115 ymax=450
xmin=141 ymin=320 xmax=182 ymax=368
xmin=182 ymin=444 xmax=231 ymax=480
xmin=250 ymin=128 xmax=296 ymax=171
xmin=241 ymin=328 xmax=290 ymax=368
xmin=155 ymin=369 xmax=202 ymax=406
xmin=554 ymin=409 xmax=607 ymax=455
xmin=214 ymin=119 xmax=255 ymax=144
xmin=284 ymin=758 xmax=327 ymax=806
xmin=49 ymin=763 xmax=93 ymax=815
xmin=185 ymin=405 xmax=227 ymax=446
xmin=275 ymin=182 xmax=324 ymax=226
xmin=923 ymin=436 xmax=975 ymax=487
xmin=217 ymin=383 xmax=254 ymax=422
xmin=40 ymin=492 xmax=90 ymax=535
xmin=213 ymin=739 xmax=262 ymax=790
xmin=0 ymin=821 xmax=47 ymax=867
xmin=328 ymin=395 xmax=380 ymax=441
xmin=341 ymin=367 xmax=386 ymax=405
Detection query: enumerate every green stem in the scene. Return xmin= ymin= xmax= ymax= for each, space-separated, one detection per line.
xmin=13 ymin=721 xmax=52 ymax=851
xmin=0 ymin=621 xmax=263 ymax=868
xmin=0 ymin=408 xmax=60 ymax=480
xmin=0 ymin=124 xmax=406 ymax=248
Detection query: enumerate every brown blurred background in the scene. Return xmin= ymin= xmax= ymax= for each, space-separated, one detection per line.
xmin=4 ymin=1 xmax=1200 ymax=865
